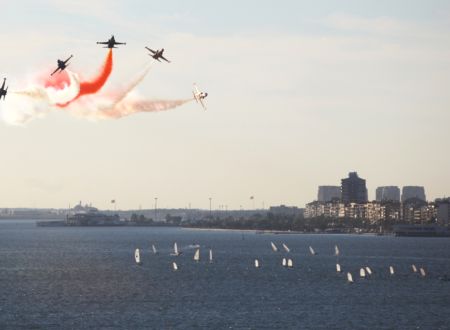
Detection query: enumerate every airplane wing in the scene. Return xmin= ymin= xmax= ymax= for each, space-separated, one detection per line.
xmin=97 ymin=41 xmax=108 ymax=44
xmin=50 ymin=68 xmax=60 ymax=76
xmin=160 ymin=55 xmax=171 ymax=63
xmin=193 ymin=83 xmax=200 ymax=94
xmin=145 ymin=47 xmax=156 ymax=54
xmin=199 ymin=98 xmax=207 ymax=110
xmin=116 ymin=42 xmax=126 ymax=45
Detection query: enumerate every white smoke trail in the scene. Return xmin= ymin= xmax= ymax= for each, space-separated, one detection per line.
xmin=13 ymin=71 xmax=80 ymax=105
xmin=63 ymin=64 xmax=192 ymax=120
xmin=1 ymin=71 xmax=81 ymax=125
xmin=98 ymin=98 xmax=193 ymax=119
xmin=110 ymin=65 xmax=151 ymax=106
xmin=1 ymin=65 xmax=193 ymax=124
xmin=46 ymin=71 xmax=80 ymax=105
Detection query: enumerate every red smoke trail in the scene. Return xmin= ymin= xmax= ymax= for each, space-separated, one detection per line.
xmin=77 ymin=49 xmax=113 ymax=98
xmin=43 ymin=70 xmax=70 ymax=90
xmin=57 ymin=49 xmax=113 ymax=107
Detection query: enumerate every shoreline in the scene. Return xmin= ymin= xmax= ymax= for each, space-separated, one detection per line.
xmin=181 ymin=227 xmax=385 ymax=235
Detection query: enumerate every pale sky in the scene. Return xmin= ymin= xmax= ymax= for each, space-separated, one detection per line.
xmin=0 ymin=0 xmax=449 ymax=210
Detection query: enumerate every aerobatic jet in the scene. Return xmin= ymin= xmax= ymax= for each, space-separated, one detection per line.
xmin=0 ymin=78 xmax=8 ymax=100
xmin=145 ymin=47 xmax=170 ymax=63
xmin=192 ymin=83 xmax=208 ymax=110
xmin=51 ymin=55 xmax=73 ymax=76
xmin=97 ymin=35 xmax=126 ymax=48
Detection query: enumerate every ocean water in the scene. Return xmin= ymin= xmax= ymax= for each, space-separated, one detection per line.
xmin=1 ymin=220 xmax=450 ymax=329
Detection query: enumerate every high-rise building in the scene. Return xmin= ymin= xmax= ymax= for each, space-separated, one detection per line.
xmin=376 ymin=186 xmax=400 ymax=202
xmin=341 ymin=172 xmax=368 ymax=204
xmin=402 ymin=186 xmax=426 ymax=202
xmin=436 ymin=198 xmax=450 ymax=225
xmin=318 ymin=186 xmax=341 ymax=202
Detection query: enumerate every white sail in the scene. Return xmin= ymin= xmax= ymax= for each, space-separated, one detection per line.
xmin=194 ymin=248 xmax=200 ymax=262
xmin=287 ymin=259 xmax=293 ymax=268
xmin=420 ymin=267 xmax=426 ymax=277
xmin=170 ymin=242 xmax=180 ymax=256
xmin=336 ymin=263 xmax=341 ymax=273
xmin=209 ymin=249 xmax=213 ymax=263
xmin=270 ymin=242 xmax=278 ymax=252
xmin=135 ymin=248 xmax=142 ymax=265
xmin=360 ymin=268 xmax=366 ymax=278
xmin=389 ymin=266 xmax=395 ymax=275
xmin=335 ymin=245 xmax=340 ymax=256
xmin=172 ymin=262 xmax=178 ymax=271
xmin=282 ymin=258 xmax=287 ymax=267
xmin=309 ymin=246 xmax=316 ymax=255
xmin=412 ymin=264 xmax=418 ymax=273
xmin=365 ymin=266 xmax=372 ymax=275
xmin=282 ymin=243 xmax=290 ymax=253
xmin=152 ymin=244 xmax=157 ymax=254
xmin=254 ymin=259 xmax=260 ymax=268
xmin=347 ymin=272 xmax=354 ymax=283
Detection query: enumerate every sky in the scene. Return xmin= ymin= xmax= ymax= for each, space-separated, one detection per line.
xmin=0 ymin=0 xmax=449 ymax=210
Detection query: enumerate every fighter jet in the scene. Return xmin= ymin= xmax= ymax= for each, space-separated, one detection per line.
xmin=51 ymin=55 xmax=73 ymax=76
xmin=0 ymin=78 xmax=8 ymax=100
xmin=97 ymin=35 xmax=126 ymax=48
xmin=145 ymin=47 xmax=170 ymax=63
xmin=192 ymin=83 xmax=208 ymax=110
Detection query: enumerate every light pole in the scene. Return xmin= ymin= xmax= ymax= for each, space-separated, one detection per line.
xmin=154 ymin=197 xmax=158 ymax=221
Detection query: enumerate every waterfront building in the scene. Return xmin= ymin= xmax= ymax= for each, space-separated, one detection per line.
xmin=436 ymin=198 xmax=450 ymax=226
xmin=376 ymin=186 xmax=400 ymax=202
xmin=402 ymin=186 xmax=426 ymax=202
xmin=269 ymin=205 xmax=302 ymax=216
xmin=318 ymin=186 xmax=341 ymax=202
xmin=401 ymin=198 xmax=435 ymax=224
xmin=341 ymin=172 xmax=368 ymax=204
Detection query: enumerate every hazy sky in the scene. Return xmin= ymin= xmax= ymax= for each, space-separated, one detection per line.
xmin=0 ymin=0 xmax=449 ymax=210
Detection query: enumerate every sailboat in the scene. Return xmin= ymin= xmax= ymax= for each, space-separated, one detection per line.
xmin=389 ymin=266 xmax=395 ymax=275
xmin=336 ymin=263 xmax=341 ymax=273
xmin=365 ymin=266 xmax=372 ymax=275
xmin=193 ymin=248 xmax=200 ymax=262
xmin=287 ymin=258 xmax=293 ymax=268
xmin=254 ymin=259 xmax=260 ymax=268
xmin=309 ymin=246 xmax=316 ymax=255
xmin=282 ymin=243 xmax=290 ymax=253
xmin=360 ymin=268 xmax=366 ymax=278
xmin=135 ymin=248 xmax=142 ymax=265
xmin=347 ymin=272 xmax=354 ymax=283
xmin=170 ymin=242 xmax=181 ymax=256
xmin=270 ymin=242 xmax=278 ymax=252
xmin=209 ymin=249 xmax=213 ymax=263
xmin=172 ymin=262 xmax=178 ymax=271
xmin=412 ymin=264 xmax=418 ymax=273
xmin=152 ymin=244 xmax=157 ymax=255
xmin=282 ymin=258 xmax=287 ymax=267
xmin=334 ymin=245 xmax=340 ymax=256
xmin=420 ymin=267 xmax=426 ymax=277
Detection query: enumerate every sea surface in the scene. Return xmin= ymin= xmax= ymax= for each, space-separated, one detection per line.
xmin=1 ymin=220 xmax=450 ymax=329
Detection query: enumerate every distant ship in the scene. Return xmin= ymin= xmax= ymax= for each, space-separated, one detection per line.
xmin=393 ymin=224 xmax=450 ymax=237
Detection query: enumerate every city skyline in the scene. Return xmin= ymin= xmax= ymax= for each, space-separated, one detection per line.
xmin=0 ymin=1 xmax=449 ymax=209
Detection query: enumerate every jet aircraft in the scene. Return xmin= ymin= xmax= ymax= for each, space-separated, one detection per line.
xmin=192 ymin=83 xmax=208 ymax=110
xmin=97 ymin=35 xmax=126 ymax=48
xmin=0 ymin=78 xmax=8 ymax=100
xmin=51 ymin=55 xmax=73 ymax=76
xmin=145 ymin=47 xmax=170 ymax=63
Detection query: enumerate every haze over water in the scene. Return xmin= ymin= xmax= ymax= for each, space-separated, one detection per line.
xmin=1 ymin=220 xmax=449 ymax=329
